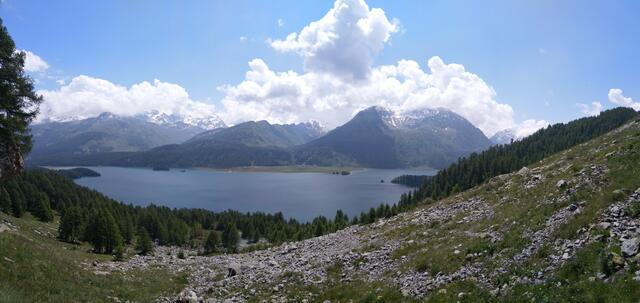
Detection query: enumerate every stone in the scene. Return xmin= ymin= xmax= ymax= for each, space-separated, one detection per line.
xmin=612 ymin=252 xmax=625 ymax=267
xmin=177 ymin=289 xmax=198 ymax=303
xmin=518 ymin=167 xmax=531 ymax=175
xmin=621 ymin=237 xmax=640 ymax=257
xmin=227 ymin=262 xmax=241 ymax=277
xmin=598 ymin=222 xmax=612 ymax=230
xmin=556 ymin=180 xmax=568 ymax=188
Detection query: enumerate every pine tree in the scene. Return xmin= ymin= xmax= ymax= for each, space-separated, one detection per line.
xmin=114 ymin=242 xmax=125 ymax=261
xmin=0 ymin=18 xmax=43 ymax=163
xmin=33 ymin=192 xmax=53 ymax=222
xmin=204 ymin=231 xmax=220 ymax=255
xmin=58 ymin=206 xmax=83 ymax=243
xmin=136 ymin=228 xmax=154 ymax=255
xmin=222 ymin=224 xmax=240 ymax=253
xmin=0 ymin=187 xmax=10 ymax=213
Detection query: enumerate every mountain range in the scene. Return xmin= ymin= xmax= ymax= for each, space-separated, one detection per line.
xmin=28 ymin=107 xmax=493 ymax=169
xmin=28 ymin=111 xmax=225 ymax=164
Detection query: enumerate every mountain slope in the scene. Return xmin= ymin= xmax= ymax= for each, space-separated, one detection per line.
xmin=28 ymin=112 xmax=224 ymax=165
xmin=31 ymin=107 xmax=493 ymax=169
xmin=297 ymin=106 xmax=492 ymax=169
xmin=187 ymin=120 xmax=324 ymax=147
xmin=93 ymin=117 xmax=640 ymax=302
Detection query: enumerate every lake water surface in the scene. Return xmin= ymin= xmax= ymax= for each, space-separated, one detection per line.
xmin=66 ymin=167 xmax=436 ymax=222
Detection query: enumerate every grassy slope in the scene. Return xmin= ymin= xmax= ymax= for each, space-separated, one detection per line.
xmin=2 ymin=120 xmax=640 ymax=302
xmin=0 ymin=212 xmax=187 ymax=303
xmin=263 ymin=120 xmax=640 ymax=302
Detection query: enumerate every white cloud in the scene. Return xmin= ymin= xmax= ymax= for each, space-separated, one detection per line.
xmin=239 ymin=36 xmax=248 ymax=42
xmin=608 ymin=88 xmax=640 ymax=111
xmin=217 ymin=56 xmax=543 ymax=136
xmin=36 ymin=75 xmax=218 ymax=123
xmin=20 ymin=50 xmax=49 ymax=73
xmin=577 ymin=101 xmax=603 ymax=116
xmin=277 ymin=18 xmax=284 ymax=27
xmin=269 ymin=0 xmax=399 ymax=81
xmin=38 ymin=0 xmax=548 ymax=139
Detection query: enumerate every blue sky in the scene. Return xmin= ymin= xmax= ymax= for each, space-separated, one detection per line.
xmin=2 ymin=0 xmax=639 ymax=134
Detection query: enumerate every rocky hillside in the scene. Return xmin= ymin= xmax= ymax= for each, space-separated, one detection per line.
xmin=84 ymin=120 xmax=640 ymax=302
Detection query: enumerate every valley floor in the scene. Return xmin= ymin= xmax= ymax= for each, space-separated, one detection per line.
xmin=2 ymin=120 xmax=640 ymax=302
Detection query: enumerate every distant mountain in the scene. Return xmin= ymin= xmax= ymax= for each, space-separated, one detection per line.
xmin=28 ymin=112 xmax=226 ymax=165
xmin=35 ymin=107 xmax=491 ymax=169
xmin=296 ymin=107 xmax=492 ymax=168
xmin=490 ymin=129 xmax=517 ymax=145
xmin=139 ymin=110 xmax=226 ymax=130
xmin=187 ymin=120 xmax=325 ymax=147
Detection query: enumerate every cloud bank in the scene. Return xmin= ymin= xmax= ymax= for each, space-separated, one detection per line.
xmin=609 ymin=88 xmax=640 ymax=111
xmin=20 ymin=50 xmax=49 ymax=73
xmin=578 ymin=102 xmax=603 ymax=116
xmin=37 ymin=76 xmax=217 ymax=122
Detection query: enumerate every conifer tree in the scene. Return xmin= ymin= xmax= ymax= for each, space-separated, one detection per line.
xmin=204 ymin=231 xmax=220 ymax=255
xmin=136 ymin=228 xmax=154 ymax=255
xmin=58 ymin=205 xmax=83 ymax=243
xmin=222 ymin=224 xmax=240 ymax=253
xmin=0 ymin=187 xmax=10 ymax=213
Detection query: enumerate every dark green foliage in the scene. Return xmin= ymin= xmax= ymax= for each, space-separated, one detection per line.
xmin=114 ymin=243 xmax=125 ymax=261
xmin=222 ymin=223 xmax=240 ymax=252
xmin=32 ymin=192 xmax=53 ymax=222
xmin=403 ymin=107 xmax=638 ymax=207
xmin=0 ymin=187 xmax=10 ymax=213
xmin=85 ymin=208 xmax=123 ymax=254
xmin=136 ymin=228 xmax=154 ymax=256
xmin=204 ymin=231 xmax=220 ymax=255
xmin=58 ymin=206 xmax=83 ymax=243
xmin=55 ymin=167 xmax=100 ymax=179
xmin=390 ymin=175 xmax=430 ymax=187
xmin=0 ymin=18 xmax=42 ymax=156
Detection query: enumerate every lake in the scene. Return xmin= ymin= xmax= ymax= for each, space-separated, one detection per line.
xmin=64 ymin=167 xmax=437 ymax=222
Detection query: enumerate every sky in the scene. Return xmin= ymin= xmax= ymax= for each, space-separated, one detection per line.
xmin=2 ymin=0 xmax=639 ymax=136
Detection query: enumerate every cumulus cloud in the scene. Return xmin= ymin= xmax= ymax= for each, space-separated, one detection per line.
xmin=36 ymin=75 xmax=218 ymax=122
xmin=269 ymin=0 xmax=399 ymax=81
xmin=20 ymin=50 xmax=49 ymax=73
xmin=608 ymin=88 xmax=640 ymax=111
xmin=514 ymin=119 xmax=549 ymax=138
xmin=218 ymin=56 xmax=544 ymax=136
xmin=577 ymin=101 xmax=603 ymax=116
xmin=37 ymin=0 xmax=548 ymax=139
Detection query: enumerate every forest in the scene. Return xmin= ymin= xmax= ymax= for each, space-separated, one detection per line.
xmin=0 ymin=168 xmax=361 ymax=256
xmin=399 ymin=107 xmax=639 ymax=208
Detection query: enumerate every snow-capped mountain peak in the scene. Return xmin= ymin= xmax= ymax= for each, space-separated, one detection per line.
xmin=138 ymin=110 xmax=226 ymax=130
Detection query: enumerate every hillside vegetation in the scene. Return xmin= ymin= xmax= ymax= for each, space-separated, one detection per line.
xmin=88 ymin=112 xmax=640 ymax=302
xmin=2 ymin=115 xmax=640 ymax=302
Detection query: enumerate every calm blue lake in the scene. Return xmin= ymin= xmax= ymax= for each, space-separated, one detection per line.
xmin=62 ymin=167 xmax=436 ymax=222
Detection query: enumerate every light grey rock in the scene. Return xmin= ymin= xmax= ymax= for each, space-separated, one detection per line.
xmin=556 ymin=180 xmax=568 ymax=188
xmin=177 ymin=289 xmax=198 ymax=303
xmin=622 ymin=237 xmax=640 ymax=257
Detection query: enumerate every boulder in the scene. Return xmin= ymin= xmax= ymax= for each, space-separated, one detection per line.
xmin=517 ymin=167 xmax=531 ymax=176
xmin=227 ymin=262 xmax=241 ymax=277
xmin=177 ymin=289 xmax=198 ymax=303
xmin=556 ymin=180 xmax=568 ymax=188
xmin=622 ymin=237 xmax=640 ymax=257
